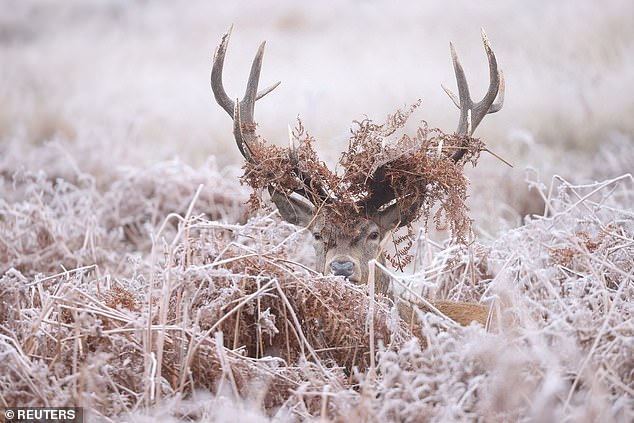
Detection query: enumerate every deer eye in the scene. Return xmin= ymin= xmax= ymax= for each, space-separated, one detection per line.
xmin=368 ymin=231 xmax=380 ymax=241
xmin=313 ymin=232 xmax=322 ymax=241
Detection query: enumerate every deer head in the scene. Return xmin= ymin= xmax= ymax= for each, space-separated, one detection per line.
xmin=211 ymin=27 xmax=504 ymax=296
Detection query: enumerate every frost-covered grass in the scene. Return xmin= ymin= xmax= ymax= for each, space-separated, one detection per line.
xmin=1 ymin=1 xmax=633 ymax=421
xmin=0 ymin=141 xmax=632 ymax=421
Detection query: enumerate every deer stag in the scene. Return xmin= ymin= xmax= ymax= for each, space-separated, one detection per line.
xmin=211 ymin=27 xmax=504 ymax=326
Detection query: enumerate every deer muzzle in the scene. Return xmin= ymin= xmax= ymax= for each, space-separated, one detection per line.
xmin=330 ymin=260 xmax=354 ymax=278
xmin=327 ymin=255 xmax=362 ymax=284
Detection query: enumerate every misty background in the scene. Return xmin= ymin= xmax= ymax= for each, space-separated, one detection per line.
xmin=1 ymin=0 xmax=632 ymax=233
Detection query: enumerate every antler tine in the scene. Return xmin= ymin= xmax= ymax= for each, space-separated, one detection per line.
xmin=287 ymin=124 xmax=298 ymax=162
xmin=444 ymin=29 xmax=505 ymax=161
xmin=241 ymin=41 xmax=282 ymax=123
xmin=211 ymin=26 xmax=235 ymax=117
xmin=441 ymin=83 xmax=461 ymax=110
xmin=477 ymin=29 xmax=504 ymax=118
xmin=240 ymin=41 xmax=265 ymax=125
xmin=488 ymin=69 xmax=505 ymax=114
xmin=256 ymin=81 xmax=282 ymax=101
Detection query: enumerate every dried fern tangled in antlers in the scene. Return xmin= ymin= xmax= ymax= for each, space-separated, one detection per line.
xmin=211 ymin=26 xmax=504 ymax=257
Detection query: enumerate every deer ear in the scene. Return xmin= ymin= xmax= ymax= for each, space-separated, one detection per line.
xmin=375 ymin=202 xmax=413 ymax=231
xmin=270 ymin=191 xmax=315 ymax=227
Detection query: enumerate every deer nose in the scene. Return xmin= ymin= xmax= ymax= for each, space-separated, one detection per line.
xmin=330 ymin=260 xmax=354 ymax=278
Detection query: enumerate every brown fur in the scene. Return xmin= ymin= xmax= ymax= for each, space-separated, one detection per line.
xmin=398 ymin=300 xmax=490 ymax=328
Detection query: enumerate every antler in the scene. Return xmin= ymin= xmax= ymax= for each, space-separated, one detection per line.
xmin=211 ymin=26 xmax=330 ymax=207
xmin=442 ymin=28 xmax=505 ymax=162
xmin=362 ymin=30 xmax=505 ymax=227
xmin=211 ymin=25 xmax=281 ymax=162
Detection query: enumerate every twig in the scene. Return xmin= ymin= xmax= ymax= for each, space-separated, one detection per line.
xmin=367 ymin=259 xmax=377 ymax=382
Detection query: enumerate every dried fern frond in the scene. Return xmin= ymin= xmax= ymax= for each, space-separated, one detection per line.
xmin=240 ymin=103 xmax=486 ymax=247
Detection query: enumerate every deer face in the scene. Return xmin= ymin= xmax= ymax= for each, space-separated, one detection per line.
xmin=272 ymin=191 xmax=402 ymax=289
xmin=311 ymin=217 xmax=383 ymax=284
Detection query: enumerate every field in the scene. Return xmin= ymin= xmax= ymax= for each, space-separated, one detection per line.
xmin=1 ymin=1 xmax=633 ymax=421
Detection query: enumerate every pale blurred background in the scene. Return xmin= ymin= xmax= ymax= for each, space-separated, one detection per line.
xmin=1 ymin=0 xmax=632 ymax=234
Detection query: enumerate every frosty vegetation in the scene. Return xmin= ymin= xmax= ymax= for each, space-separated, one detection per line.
xmin=1 ymin=1 xmax=633 ymax=422
xmin=1 ymin=131 xmax=632 ymax=422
